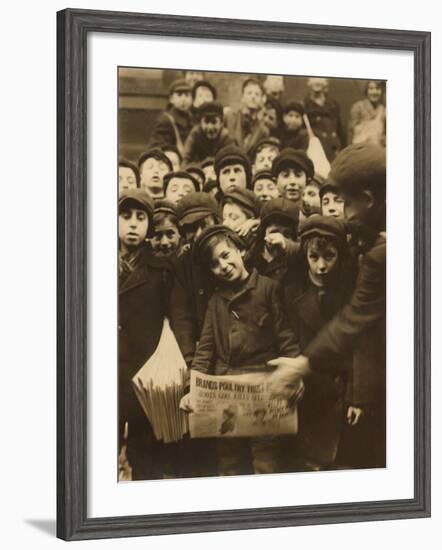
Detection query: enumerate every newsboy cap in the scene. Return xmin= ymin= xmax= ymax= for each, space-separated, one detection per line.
xmin=138 ymin=148 xmax=173 ymax=172
xmin=299 ymin=214 xmax=346 ymax=246
xmin=192 ymin=80 xmax=218 ymax=100
xmin=193 ymin=224 xmax=246 ymax=265
xmin=197 ymin=101 xmax=224 ymax=119
xmin=214 ymin=144 xmax=252 ymax=187
xmin=118 ymin=188 xmax=155 ymax=237
xmin=259 ymin=197 xmax=299 ymax=235
xmin=252 ymin=170 xmax=276 ymax=188
xmin=163 ymin=171 xmax=200 ymax=194
xmin=283 ymin=101 xmax=305 ymax=116
xmin=250 ymin=136 xmax=281 ymax=162
xmin=222 ymin=187 xmax=262 ymax=219
xmin=177 ymin=192 xmax=220 ymax=227
xmin=328 ymin=143 xmax=386 ymax=197
xmin=168 ymin=79 xmax=192 ymax=96
xmin=272 ymin=148 xmax=314 ymax=180
xmin=154 ymin=199 xmax=178 ymax=219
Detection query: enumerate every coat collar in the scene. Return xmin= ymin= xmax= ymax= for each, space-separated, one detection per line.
xmin=289 ymin=284 xmax=325 ymax=332
xmin=216 ymin=269 xmax=259 ymax=304
xmin=119 ymin=247 xmax=170 ymax=295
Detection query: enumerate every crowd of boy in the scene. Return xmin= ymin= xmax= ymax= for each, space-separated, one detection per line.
xmin=118 ymin=73 xmax=386 ymax=481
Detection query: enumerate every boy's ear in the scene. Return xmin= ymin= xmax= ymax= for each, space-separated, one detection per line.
xmin=362 ymin=189 xmax=376 ymax=209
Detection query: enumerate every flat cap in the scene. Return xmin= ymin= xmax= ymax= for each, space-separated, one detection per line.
xmin=272 ymin=148 xmax=314 ymax=180
xmin=177 ymin=191 xmax=220 ymax=226
xmin=222 ymin=187 xmax=262 ymax=218
xmin=163 ymin=171 xmax=200 ymax=194
xmin=118 ymin=188 xmax=155 ymax=237
xmin=168 ymin=78 xmax=192 ymax=95
xmin=259 ymin=197 xmax=299 ymax=234
xmin=214 ymin=144 xmax=252 ymax=187
xmin=299 ymin=214 xmax=346 ymax=246
xmin=193 ymin=224 xmax=245 ymax=265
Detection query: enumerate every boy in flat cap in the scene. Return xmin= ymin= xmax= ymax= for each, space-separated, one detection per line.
xmin=268 ymin=143 xmax=387 ymax=468
xmin=180 ymin=225 xmax=300 ymax=476
xmin=221 ymin=187 xmax=262 ymax=247
xmin=224 ymin=77 xmax=270 ymax=155
xmin=272 ymin=147 xmax=315 ymax=211
xmin=320 ymin=180 xmax=345 ymax=220
xmin=148 ymin=79 xmax=194 ymax=155
xmin=280 ymin=102 xmax=309 ymax=151
xmin=252 ymin=170 xmax=280 ymax=203
xmin=214 ymin=143 xmax=252 ymax=195
xmin=245 ymin=197 xmax=301 ymax=285
xmin=163 ymin=171 xmax=199 ymax=205
xmin=118 ymin=189 xmax=176 ymax=480
xmin=251 ymin=137 xmax=281 ymax=174
xmin=138 ymin=148 xmax=173 ymax=200
xmin=150 ymin=200 xmax=181 ymax=258
xmin=283 ymin=215 xmax=355 ymax=471
xmin=183 ymin=102 xmax=233 ymax=165
xmin=119 ymin=159 xmax=140 ymax=192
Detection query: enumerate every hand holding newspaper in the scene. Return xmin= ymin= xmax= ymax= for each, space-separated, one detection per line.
xmin=187 ymin=370 xmax=299 ymax=439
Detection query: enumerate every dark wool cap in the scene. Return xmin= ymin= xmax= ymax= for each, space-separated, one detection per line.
xmin=138 ymin=148 xmax=173 ymax=172
xmin=299 ymin=214 xmax=346 ymax=246
xmin=251 ymin=136 xmax=281 ymax=161
xmin=272 ymin=147 xmax=315 ymax=180
xmin=197 ymin=101 xmax=224 ymax=119
xmin=319 ymin=180 xmax=341 ymax=200
xmin=177 ymin=192 xmax=221 ymax=226
xmin=259 ymin=197 xmax=300 ymax=235
xmin=283 ymin=101 xmax=305 ymax=116
xmin=222 ymin=187 xmax=262 ymax=218
xmin=214 ymin=144 xmax=252 ymax=187
xmin=163 ymin=171 xmax=200 ymax=194
xmin=328 ymin=143 xmax=386 ymax=196
xmin=252 ymin=170 xmax=276 ymax=188
xmin=168 ymin=78 xmax=192 ymax=96
xmin=154 ymin=199 xmax=178 ymax=218
xmin=192 ymin=80 xmax=218 ymax=100
xmin=118 ymin=189 xmax=155 ymax=237
xmin=201 ymin=157 xmax=215 ymax=169
xmin=193 ymin=224 xmax=245 ymax=265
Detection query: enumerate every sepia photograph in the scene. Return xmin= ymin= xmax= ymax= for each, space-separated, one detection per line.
xmin=118 ymin=67 xmax=387 ymax=482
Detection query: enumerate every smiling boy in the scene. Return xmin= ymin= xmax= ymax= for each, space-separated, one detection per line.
xmin=272 ymin=148 xmax=314 ymax=209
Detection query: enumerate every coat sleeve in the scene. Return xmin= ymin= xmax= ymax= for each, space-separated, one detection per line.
xmin=182 ymin=127 xmax=198 ymax=165
xmin=304 ymin=242 xmax=386 ymax=368
xmin=191 ymin=298 xmax=216 ymax=375
xmin=148 ymin=112 xmax=175 ymax=149
xmin=270 ymin=281 xmax=301 ymax=358
xmin=168 ymin=258 xmax=198 ymax=365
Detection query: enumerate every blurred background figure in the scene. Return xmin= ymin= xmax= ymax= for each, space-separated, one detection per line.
xmin=348 ymin=80 xmax=386 ymax=146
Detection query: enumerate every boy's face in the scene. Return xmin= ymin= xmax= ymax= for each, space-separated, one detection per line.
xmin=182 ymin=215 xmax=216 ymax=245
xmin=201 ymin=115 xmax=223 ymax=140
xmin=151 ymin=217 xmax=180 ymax=257
xmin=283 ymin=110 xmax=303 ymax=131
xmin=276 ymin=166 xmax=307 ymax=202
xmin=306 ymin=241 xmax=339 ymax=287
xmin=140 ymin=157 xmax=170 ymax=199
xmin=321 ymin=191 xmax=344 ymax=219
xmin=119 ymin=208 xmax=149 ymax=251
xmin=119 ymin=166 xmax=137 ymax=192
xmin=165 ymin=177 xmax=195 ymax=205
xmin=202 ymin=164 xmax=216 ymax=182
xmin=262 ymin=107 xmax=278 ymax=129
xmin=219 ymin=164 xmax=247 ymax=193
xmin=164 ymin=150 xmax=181 ymax=171
xmin=242 ymin=83 xmax=263 ymax=111
xmin=194 ymin=86 xmax=215 ymax=108
xmin=302 ymin=183 xmax=321 ymax=216
xmin=254 ymin=145 xmax=279 ymax=172
xmin=170 ymin=90 xmax=192 ymax=111
xmin=367 ymin=81 xmax=382 ymax=104
xmin=209 ymin=240 xmax=248 ymax=283
xmin=253 ymin=177 xmax=279 ymax=202
xmin=222 ymin=202 xmax=250 ymax=231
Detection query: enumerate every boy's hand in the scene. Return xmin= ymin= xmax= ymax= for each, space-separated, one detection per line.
xmin=235 ymin=218 xmax=260 ymax=237
xmin=179 ymin=393 xmax=194 ymax=413
xmin=266 ymin=356 xmax=311 ymax=400
xmin=264 ymin=232 xmax=287 ymax=252
xmin=347 ymin=406 xmax=364 ymax=426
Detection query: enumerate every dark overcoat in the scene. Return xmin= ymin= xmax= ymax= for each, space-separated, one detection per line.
xmin=148 ymin=106 xmax=193 ymax=151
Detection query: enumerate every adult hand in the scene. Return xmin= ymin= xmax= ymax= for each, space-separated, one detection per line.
xmin=179 ymin=393 xmax=194 ymax=413
xmin=266 ymin=355 xmax=311 ymax=400
xmin=264 ymin=232 xmax=287 ymax=251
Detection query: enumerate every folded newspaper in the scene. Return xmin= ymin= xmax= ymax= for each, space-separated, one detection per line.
xmin=132 ymin=319 xmax=189 ymax=444
xmin=188 ymin=370 xmax=298 ymax=438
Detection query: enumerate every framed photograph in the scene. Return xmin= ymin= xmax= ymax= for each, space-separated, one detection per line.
xmin=57 ymin=8 xmax=431 ymax=541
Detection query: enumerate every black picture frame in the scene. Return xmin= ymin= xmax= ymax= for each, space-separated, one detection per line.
xmin=57 ymin=8 xmax=431 ymax=541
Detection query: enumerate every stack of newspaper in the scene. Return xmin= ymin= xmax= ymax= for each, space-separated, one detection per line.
xmin=132 ymin=319 xmax=188 ymax=443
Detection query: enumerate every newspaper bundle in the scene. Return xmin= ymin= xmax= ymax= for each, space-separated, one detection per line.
xmin=188 ymin=370 xmax=298 ymax=438
xmin=132 ymin=319 xmax=189 ymax=443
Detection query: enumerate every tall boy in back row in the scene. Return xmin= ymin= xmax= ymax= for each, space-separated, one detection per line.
xmin=268 ymin=143 xmax=387 ymax=468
